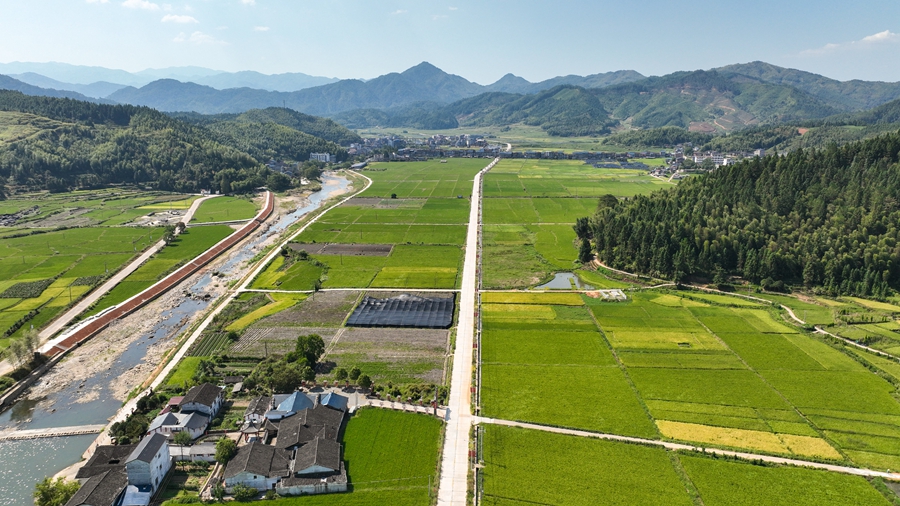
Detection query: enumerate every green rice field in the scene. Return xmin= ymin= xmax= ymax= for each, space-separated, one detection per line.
xmin=252 ymin=159 xmax=482 ymax=290
xmin=190 ymin=196 xmax=259 ymax=223
xmin=480 ymin=290 xmax=900 ymax=468
xmin=481 ymin=426 xmax=893 ymax=505
xmin=86 ymin=225 xmax=234 ymax=316
xmin=481 ymin=159 xmax=669 ymax=288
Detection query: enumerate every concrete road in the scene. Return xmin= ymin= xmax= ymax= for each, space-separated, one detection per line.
xmin=437 ymin=158 xmax=498 ymax=505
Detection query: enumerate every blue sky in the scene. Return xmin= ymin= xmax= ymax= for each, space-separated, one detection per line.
xmin=1 ymin=0 xmax=899 ymax=83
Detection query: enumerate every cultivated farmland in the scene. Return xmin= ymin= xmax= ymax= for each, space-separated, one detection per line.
xmin=251 ymin=159 xmax=481 ymax=290
xmin=483 ymin=424 xmax=894 ymax=505
xmin=480 ymin=289 xmax=900 ymax=470
xmin=480 ymin=159 xmax=671 ymax=288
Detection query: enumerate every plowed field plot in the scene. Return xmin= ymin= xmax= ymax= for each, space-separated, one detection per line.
xmin=256 ymin=290 xmax=360 ymax=327
xmin=325 ymin=327 xmax=448 ymax=384
xmin=231 ymin=326 xmax=340 ymax=357
xmin=288 ymin=243 xmax=393 ymax=256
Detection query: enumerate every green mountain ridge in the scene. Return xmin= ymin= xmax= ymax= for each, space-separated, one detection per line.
xmin=0 ymin=91 xmax=340 ymax=193
xmin=717 ymin=61 xmax=900 ymax=111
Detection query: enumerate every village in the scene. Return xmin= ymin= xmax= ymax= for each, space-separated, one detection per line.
xmin=64 ymin=378 xmax=441 ymax=506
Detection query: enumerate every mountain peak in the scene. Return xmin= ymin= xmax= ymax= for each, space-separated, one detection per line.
xmin=401 ymin=62 xmax=446 ymax=77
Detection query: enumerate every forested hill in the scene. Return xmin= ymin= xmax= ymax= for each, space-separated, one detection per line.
xmin=172 ymin=107 xmax=361 ymax=145
xmin=0 ymin=91 xmax=285 ymax=194
xmin=577 ymin=131 xmax=900 ymax=297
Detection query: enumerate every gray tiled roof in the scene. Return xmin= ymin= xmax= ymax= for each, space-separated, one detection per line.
xmin=179 ymin=383 xmax=222 ymax=409
xmin=223 ymin=442 xmax=291 ymax=479
xmin=293 ymin=438 xmax=342 ymax=474
xmin=246 ymin=396 xmax=272 ymax=417
xmin=75 ymin=444 xmax=137 ymax=479
xmin=280 ymin=462 xmax=346 ymax=486
xmin=319 ymin=392 xmax=349 ymax=412
xmin=64 ymin=469 xmax=127 ymax=506
xmin=276 ymin=391 xmax=315 ymax=413
xmin=127 ymin=433 xmax=168 ymax=464
xmin=274 ymin=414 xmax=318 ymax=450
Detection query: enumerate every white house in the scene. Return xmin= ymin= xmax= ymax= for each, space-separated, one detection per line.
xmin=178 ymin=383 xmax=224 ymax=418
xmin=147 ymin=412 xmax=209 ymax=440
xmin=123 ymin=433 xmax=171 ymax=505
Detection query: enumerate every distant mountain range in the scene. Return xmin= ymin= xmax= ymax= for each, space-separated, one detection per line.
xmin=2 ymin=60 xmax=900 ymax=136
xmin=0 ymin=62 xmax=339 ymax=96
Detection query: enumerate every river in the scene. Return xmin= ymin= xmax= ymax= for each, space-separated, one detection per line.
xmin=0 ymin=174 xmax=350 ymax=506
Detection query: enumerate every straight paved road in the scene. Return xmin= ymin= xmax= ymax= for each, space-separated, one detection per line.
xmin=476 ymin=417 xmax=900 ymax=481
xmin=438 ymin=158 xmax=498 ymax=505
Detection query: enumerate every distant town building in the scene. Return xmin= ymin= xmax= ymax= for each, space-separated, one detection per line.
xmin=310 ymin=153 xmax=334 ymax=163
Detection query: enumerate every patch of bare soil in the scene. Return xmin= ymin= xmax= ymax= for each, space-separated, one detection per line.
xmin=31 ymin=208 xmax=96 ymax=228
xmin=260 ymin=291 xmax=360 ymax=327
xmin=232 ymin=327 xmax=340 ymax=357
xmin=289 ymin=243 xmax=393 ymax=256
xmin=325 ymin=327 xmax=449 ymax=384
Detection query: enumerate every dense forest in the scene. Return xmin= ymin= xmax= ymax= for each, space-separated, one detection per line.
xmin=577 ymin=131 xmax=900 ymax=297
xmin=172 ymin=107 xmax=361 ymax=145
xmin=0 ymin=92 xmax=341 ymax=193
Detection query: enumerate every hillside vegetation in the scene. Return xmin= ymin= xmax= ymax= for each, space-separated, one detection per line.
xmin=578 ymin=132 xmax=900 ymax=297
xmin=0 ymin=91 xmax=283 ymax=193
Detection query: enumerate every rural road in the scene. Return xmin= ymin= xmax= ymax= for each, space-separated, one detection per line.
xmin=87 ymin=171 xmax=372 ymax=451
xmin=475 ymin=417 xmax=900 ymax=481
xmin=0 ymin=195 xmax=219 ymax=377
xmin=438 ymin=157 xmax=498 ymax=505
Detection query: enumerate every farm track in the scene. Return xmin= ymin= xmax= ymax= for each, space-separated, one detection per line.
xmin=39 ymin=192 xmax=274 ymax=358
xmin=0 ymin=195 xmax=222 ymax=377
xmin=81 ymin=172 xmax=367 ymax=457
xmin=474 ymin=416 xmax=900 ymax=481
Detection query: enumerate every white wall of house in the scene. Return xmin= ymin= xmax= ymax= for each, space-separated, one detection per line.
xmin=126 ymin=445 xmax=171 ymax=493
xmin=225 ymin=472 xmax=279 ymax=492
xmin=277 ymin=481 xmax=347 ymax=496
xmin=295 ymin=464 xmax=336 ymax=476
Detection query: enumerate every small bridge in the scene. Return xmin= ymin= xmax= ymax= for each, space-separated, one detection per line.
xmin=0 ymin=424 xmax=106 ymax=441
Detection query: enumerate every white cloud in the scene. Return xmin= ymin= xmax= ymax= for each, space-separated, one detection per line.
xmin=162 ymin=14 xmax=198 ymax=23
xmin=240 ymin=0 xmax=255 ymax=4
xmin=253 ymin=26 xmax=270 ymax=31
xmin=162 ymin=3 xmax=172 ymax=11
xmin=432 ymin=14 xmax=447 ymax=20
xmin=86 ymin=0 xmax=109 ymax=4
xmin=391 ymin=9 xmax=407 ymax=15
xmin=122 ymin=0 xmax=160 ymax=10
xmin=449 ymin=6 xmax=457 ymax=10
xmin=173 ymin=31 xmax=227 ymax=45
xmin=801 ymin=30 xmax=900 ymax=56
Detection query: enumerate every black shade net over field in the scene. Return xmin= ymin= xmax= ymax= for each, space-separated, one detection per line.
xmin=346 ymin=293 xmax=455 ymax=329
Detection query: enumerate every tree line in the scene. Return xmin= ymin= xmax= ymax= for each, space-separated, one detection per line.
xmin=576 ymin=131 xmax=900 ymax=298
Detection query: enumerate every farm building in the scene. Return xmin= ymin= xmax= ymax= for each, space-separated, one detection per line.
xmin=123 ymin=433 xmax=172 ymax=504
xmin=223 ymin=442 xmax=292 ymax=492
xmin=178 ymin=383 xmax=224 ymax=417
xmin=226 ymin=392 xmax=351 ymax=496
xmin=146 ymin=411 xmax=209 ymax=440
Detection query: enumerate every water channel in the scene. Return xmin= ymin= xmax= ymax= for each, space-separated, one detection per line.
xmin=0 ymin=174 xmax=350 ymax=506
xmin=535 ymin=272 xmax=595 ymax=290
